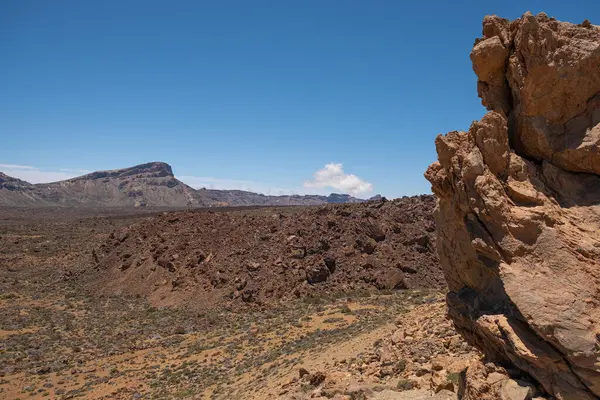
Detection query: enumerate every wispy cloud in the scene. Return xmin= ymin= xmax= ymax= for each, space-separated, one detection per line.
xmin=0 ymin=164 xmax=36 ymax=170
xmin=0 ymin=163 xmax=85 ymax=183
xmin=59 ymin=168 xmax=92 ymax=173
xmin=180 ymin=162 xmax=373 ymax=197
xmin=304 ymin=163 xmax=373 ymax=195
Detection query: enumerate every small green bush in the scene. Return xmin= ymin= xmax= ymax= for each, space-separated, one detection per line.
xmin=395 ymin=359 xmax=406 ymax=373
xmin=396 ymin=378 xmax=415 ymax=391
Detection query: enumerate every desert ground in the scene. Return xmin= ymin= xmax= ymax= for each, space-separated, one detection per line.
xmin=0 ymin=201 xmax=476 ymax=400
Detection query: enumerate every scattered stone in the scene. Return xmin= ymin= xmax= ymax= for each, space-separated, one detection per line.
xmin=500 ymin=379 xmax=534 ymax=400
xmin=299 ymin=368 xmax=310 ymax=378
xmin=306 ymin=264 xmax=330 ymax=284
xmin=36 ymin=366 xmax=51 ymax=375
xmin=246 ymin=261 xmax=261 ymax=272
xmin=309 ymin=371 xmax=326 ymax=386
xmin=431 ymin=370 xmax=454 ymax=393
xmin=324 ymin=257 xmax=336 ymax=273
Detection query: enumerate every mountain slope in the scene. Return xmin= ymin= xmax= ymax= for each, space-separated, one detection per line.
xmin=0 ymin=163 xmax=209 ymax=207
xmin=0 ymin=172 xmax=45 ymax=206
xmin=0 ymin=162 xmax=376 ymax=207
xmin=197 ymin=189 xmax=367 ymax=206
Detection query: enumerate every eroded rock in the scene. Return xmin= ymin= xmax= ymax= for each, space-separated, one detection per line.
xmin=425 ymin=12 xmax=600 ymax=400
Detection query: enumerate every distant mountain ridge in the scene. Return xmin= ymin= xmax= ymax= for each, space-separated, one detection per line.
xmin=0 ymin=162 xmax=381 ymax=207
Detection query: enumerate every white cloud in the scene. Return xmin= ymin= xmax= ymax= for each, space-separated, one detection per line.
xmin=0 ymin=164 xmax=84 ymax=183
xmin=180 ymin=163 xmax=374 ymax=197
xmin=304 ymin=163 xmax=373 ymax=196
xmin=0 ymin=164 xmax=36 ymax=170
xmin=59 ymin=168 xmax=92 ymax=174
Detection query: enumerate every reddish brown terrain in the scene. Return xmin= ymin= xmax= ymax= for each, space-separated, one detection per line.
xmin=0 ymin=198 xmax=477 ymax=400
xmin=91 ymin=195 xmax=443 ymax=309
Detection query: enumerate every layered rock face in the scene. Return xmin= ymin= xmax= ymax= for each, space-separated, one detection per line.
xmin=425 ymin=13 xmax=600 ymax=400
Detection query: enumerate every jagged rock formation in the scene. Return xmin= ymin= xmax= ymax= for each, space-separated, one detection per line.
xmin=425 ymin=13 xmax=600 ymax=400
xmin=0 ymin=162 xmax=376 ymax=208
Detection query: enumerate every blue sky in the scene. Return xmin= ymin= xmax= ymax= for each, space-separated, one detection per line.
xmin=1 ymin=1 xmax=597 ymax=197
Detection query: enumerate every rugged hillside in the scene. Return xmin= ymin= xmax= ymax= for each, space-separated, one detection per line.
xmin=92 ymin=195 xmax=443 ymax=309
xmin=0 ymin=162 xmax=207 ymax=208
xmin=198 ymin=189 xmax=370 ymax=206
xmin=38 ymin=162 xmax=207 ymax=207
xmin=0 ymin=172 xmax=43 ymax=206
xmin=425 ymin=13 xmax=600 ymax=400
xmin=0 ymin=172 xmax=32 ymax=189
xmin=0 ymin=162 xmax=378 ymax=207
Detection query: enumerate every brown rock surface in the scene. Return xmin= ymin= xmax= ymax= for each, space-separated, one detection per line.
xmin=425 ymin=13 xmax=600 ymax=400
xmin=92 ymin=195 xmax=444 ymax=308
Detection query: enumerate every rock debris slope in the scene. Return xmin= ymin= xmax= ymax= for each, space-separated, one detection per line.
xmin=425 ymin=13 xmax=600 ymax=400
xmin=93 ymin=196 xmax=443 ymax=308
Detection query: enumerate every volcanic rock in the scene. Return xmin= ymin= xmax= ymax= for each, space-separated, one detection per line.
xmin=92 ymin=196 xmax=443 ymax=308
xmin=306 ymin=264 xmax=330 ymax=284
xmin=425 ymin=12 xmax=600 ymax=400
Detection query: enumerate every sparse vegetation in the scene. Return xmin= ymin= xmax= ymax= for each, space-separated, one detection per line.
xmin=447 ymin=371 xmax=461 ymax=386
xmin=340 ymin=303 xmax=353 ymax=314
xmin=396 ymin=378 xmax=415 ymax=391
xmin=395 ymin=359 xmax=406 ymax=373
xmin=0 ymin=200 xmax=461 ymax=399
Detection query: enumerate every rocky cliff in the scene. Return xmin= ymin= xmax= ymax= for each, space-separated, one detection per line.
xmin=0 ymin=162 xmax=206 ymax=208
xmin=425 ymin=13 xmax=600 ymax=400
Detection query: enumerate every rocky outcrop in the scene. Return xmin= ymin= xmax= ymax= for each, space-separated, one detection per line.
xmin=425 ymin=13 xmax=600 ymax=400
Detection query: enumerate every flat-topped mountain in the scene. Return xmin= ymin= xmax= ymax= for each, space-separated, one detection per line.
xmin=0 ymin=162 xmax=203 ymax=208
xmin=0 ymin=162 xmax=376 ymax=207
xmin=36 ymin=162 xmax=204 ymax=207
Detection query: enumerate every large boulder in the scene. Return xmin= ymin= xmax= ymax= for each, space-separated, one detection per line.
xmin=425 ymin=13 xmax=600 ymax=400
